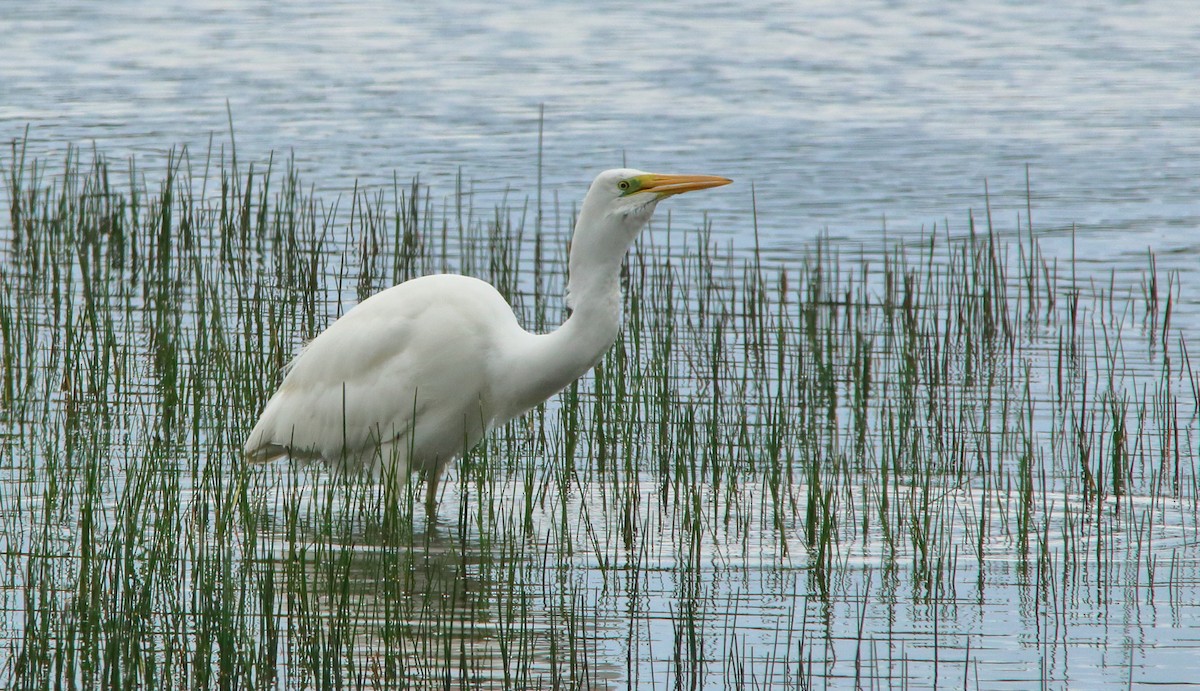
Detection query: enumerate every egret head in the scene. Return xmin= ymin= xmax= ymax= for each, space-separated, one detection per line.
xmin=567 ymin=168 xmax=731 ymax=308
xmin=579 ymin=168 xmax=732 ymax=244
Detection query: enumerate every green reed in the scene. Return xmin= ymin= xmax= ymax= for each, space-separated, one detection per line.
xmin=1 ymin=135 xmax=1197 ymax=688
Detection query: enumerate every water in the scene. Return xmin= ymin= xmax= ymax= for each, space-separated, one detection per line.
xmin=3 ymin=1 xmax=1198 ymax=256
xmin=3 ymin=1 xmax=1200 ymax=688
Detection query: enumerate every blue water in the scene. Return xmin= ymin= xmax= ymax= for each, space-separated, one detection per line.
xmin=4 ymin=1 xmax=1200 ymax=688
xmin=3 ymin=0 xmax=1197 ymax=263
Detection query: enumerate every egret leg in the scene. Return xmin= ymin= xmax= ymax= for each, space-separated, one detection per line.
xmin=424 ymin=468 xmax=440 ymax=517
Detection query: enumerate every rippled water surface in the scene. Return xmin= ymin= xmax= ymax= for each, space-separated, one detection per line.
xmin=3 ymin=1 xmax=1198 ymax=254
xmin=2 ymin=1 xmax=1200 ymax=689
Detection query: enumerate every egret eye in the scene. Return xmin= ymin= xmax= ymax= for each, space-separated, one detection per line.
xmin=617 ymin=180 xmax=631 ymax=192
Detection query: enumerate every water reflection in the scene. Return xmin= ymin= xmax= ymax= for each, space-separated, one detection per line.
xmin=251 ymin=466 xmax=622 ymax=689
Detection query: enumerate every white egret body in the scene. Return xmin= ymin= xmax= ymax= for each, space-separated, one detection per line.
xmin=244 ymin=169 xmax=731 ymax=513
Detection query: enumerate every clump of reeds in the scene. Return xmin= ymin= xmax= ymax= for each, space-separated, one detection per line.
xmin=1 ymin=135 xmax=1195 ymax=688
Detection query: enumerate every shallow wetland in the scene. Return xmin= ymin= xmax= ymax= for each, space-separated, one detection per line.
xmin=2 ymin=138 xmax=1198 ymax=688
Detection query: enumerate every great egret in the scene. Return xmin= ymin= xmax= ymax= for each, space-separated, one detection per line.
xmin=244 ymin=168 xmax=731 ymax=514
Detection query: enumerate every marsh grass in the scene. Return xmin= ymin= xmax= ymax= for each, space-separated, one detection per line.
xmin=2 ymin=135 xmax=1198 ymax=688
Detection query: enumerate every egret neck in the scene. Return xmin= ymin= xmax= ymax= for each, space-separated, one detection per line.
xmin=498 ymin=170 xmax=732 ymax=423
xmin=499 ymin=212 xmax=640 ymax=420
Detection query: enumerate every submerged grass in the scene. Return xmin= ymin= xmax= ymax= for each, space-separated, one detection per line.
xmin=1 ymin=135 xmax=1198 ymax=688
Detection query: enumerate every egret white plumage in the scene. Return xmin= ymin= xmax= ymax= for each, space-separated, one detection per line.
xmin=244 ymin=168 xmax=731 ymax=515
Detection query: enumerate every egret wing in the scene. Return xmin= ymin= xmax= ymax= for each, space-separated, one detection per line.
xmin=244 ymin=276 xmax=502 ymax=473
